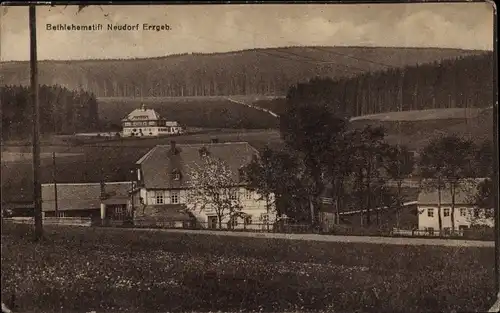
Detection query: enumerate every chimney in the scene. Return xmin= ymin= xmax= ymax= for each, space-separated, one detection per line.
xmin=211 ymin=138 xmax=219 ymax=144
xmin=170 ymin=140 xmax=177 ymax=154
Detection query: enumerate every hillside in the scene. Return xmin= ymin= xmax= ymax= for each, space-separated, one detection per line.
xmin=0 ymin=46 xmax=485 ymax=98
xmin=97 ymin=96 xmax=279 ymax=129
xmin=254 ymin=52 xmax=494 ymax=117
xmin=350 ymin=107 xmax=493 ymax=150
xmin=2 ymin=107 xmax=493 ymax=205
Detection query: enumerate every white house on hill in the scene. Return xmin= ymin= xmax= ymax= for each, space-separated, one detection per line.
xmin=121 ymin=104 xmax=183 ymax=137
xmin=132 ymin=140 xmax=276 ymax=229
xmin=417 ymin=179 xmax=493 ymax=234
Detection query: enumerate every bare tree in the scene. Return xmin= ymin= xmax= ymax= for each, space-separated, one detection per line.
xmin=186 ymin=155 xmax=243 ymax=229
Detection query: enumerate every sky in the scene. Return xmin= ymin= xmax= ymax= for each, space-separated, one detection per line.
xmin=0 ymin=3 xmax=494 ymax=61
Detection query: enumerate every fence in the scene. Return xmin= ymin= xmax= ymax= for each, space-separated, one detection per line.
xmin=114 ymin=219 xmax=314 ymax=234
xmin=4 ymin=217 xmax=92 ymax=227
xmin=4 ymin=217 xmax=494 ymax=240
xmin=389 ymin=228 xmax=497 ymax=240
xmin=328 ymin=224 xmax=393 ymax=237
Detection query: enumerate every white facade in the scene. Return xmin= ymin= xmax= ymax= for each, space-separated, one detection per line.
xmin=136 ymin=186 xmax=276 ymax=229
xmin=418 ymin=205 xmax=494 ymax=232
xmin=121 ymin=104 xmax=183 ymax=137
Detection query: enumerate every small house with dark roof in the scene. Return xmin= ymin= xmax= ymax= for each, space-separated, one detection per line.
xmin=133 ymin=140 xmax=276 ymax=229
xmin=417 ymin=178 xmax=493 ymax=233
xmin=41 ymin=182 xmax=133 ymax=222
xmin=121 ymin=104 xmax=183 ymax=137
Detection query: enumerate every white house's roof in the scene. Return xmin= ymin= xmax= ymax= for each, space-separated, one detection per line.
xmin=165 ymin=121 xmax=180 ymax=126
xmin=122 ymin=104 xmax=161 ymax=122
xmin=417 ymin=178 xmax=486 ymax=205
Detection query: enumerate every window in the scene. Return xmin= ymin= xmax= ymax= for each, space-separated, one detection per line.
xmin=171 ymin=191 xmax=179 ymax=204
xmin=199 ymin=147 xmax=209 ymax=157
xmin=155 ymin=192 xmax=164 ymax=204
xmin=427 ymin=208 xmax=434 ymax=217
xmin=230 ymin=189 xmax=238 ymax=200
xmin=443 ymin=208 xmax=450 ymax=217
xmin=245 ymin=215 xmax=252 ymax=225
xmin=115 ymin=206 xmax=125 ymax=220
xmin=172 ymin=170 xmax=181 ymax=181
xmin=443 ymin=227 xmax=451 ymax=235
xmin=230 ymin=216 xmax=239 ymax=227
xmin=427 ymin=227 xmax=435 ymax=235
xmin=460 ymin=208 xmax=467 ymax=217
xmin=124 ymin=122 xmax=131 ymax=126
xmin=244 ymin=189 xmax=252 ymax=200
xmin=261 ymin=213 xmax=269 ymax=223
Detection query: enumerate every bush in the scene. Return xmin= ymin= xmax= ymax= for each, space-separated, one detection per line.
xmin=463 ymin=226 xmax=495 ymax=241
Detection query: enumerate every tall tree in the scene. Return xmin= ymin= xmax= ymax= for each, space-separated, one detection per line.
xmin=470 ymin=178 xmax=494 ymax=220
xmin=473 ymin=139 xmax=494 ymax=177
xmin=324 ymin=130 xmax=356 ymax=225
xmin=383 ymin=144 xmax=415 ymax=228
xmin=242 ymin=146 xmax=300 ymax=218
xmin=348 ymin=125 xmax=389 ymax=226
xmin=280 ymin=84 xmax=347 ymax=227
xmin=419 ymin=135 xmax=475 ymax=234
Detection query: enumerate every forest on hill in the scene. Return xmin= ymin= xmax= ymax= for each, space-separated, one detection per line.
xmin=1 ymin=85 xmax=99 ymax=141
xmin=0 ymin=46 xmax=484 ymax=98
xmin=255 ymin=52 xmax=494 ymax=117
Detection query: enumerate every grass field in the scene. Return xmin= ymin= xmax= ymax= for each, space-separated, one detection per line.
xmin=97 ymin=96 xmax=279 ymax=130
xmin=1 ymin=223 xmax=496 ymax=313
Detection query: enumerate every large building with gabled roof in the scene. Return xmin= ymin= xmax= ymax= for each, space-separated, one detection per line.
xmin=121 ymin=104 xmax=183 ymax=137
xmin=132 ymin=140 xmax=276 ymax=229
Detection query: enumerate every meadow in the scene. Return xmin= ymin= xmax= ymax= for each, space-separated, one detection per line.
xmin=1 ymin=223 xmax=496 ymax=313
xmin=97 ymin=96 xmax=279 ymax=130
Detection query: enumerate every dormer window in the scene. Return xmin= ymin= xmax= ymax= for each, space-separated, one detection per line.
xmin=199 ymin=147 xmax=210 ymax=157
xmin=172 ymin=169 xmax=181 ymax=181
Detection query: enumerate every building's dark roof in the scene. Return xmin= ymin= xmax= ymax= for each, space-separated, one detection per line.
xmin=139 ymin=204 xmax=193 ymax=221
xmin=41 ymin=182 xmax=131 ymax=212
xmin=2 ymin=146 xmax=149 ymax=203
xmin=417 ymin=178 xmax=485 ymax=205
xmin=137 ymin=142 xmax=258 ymax=189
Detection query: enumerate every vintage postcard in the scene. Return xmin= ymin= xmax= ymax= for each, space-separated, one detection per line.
xmin=0 ymin=2 xmax=498 ymax=313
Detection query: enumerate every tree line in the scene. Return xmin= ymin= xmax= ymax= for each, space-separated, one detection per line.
xmin=255 ymin=52 xmax=493 ymax=117
xmin=242 ymin=92 xmax=494 ymax=234
xmin=1 ymin=85 xmax=99 ymax=141
xmin=1 ymin=47 xmax=483 ymax=101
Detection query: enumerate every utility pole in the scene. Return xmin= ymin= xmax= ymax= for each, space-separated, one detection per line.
xmin=52 ymin=152 xmax=59 ymax=217
xmin=130 ymin=169 xmax=135 ymax=222
xmin=493 ymin=9 xmax=500 ymax=298
xmin=30 ymin=4 xmax=43 ymax=241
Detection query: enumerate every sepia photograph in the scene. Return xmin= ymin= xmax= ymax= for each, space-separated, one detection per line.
xmin=0 ymin=2 xmax=498 ymax=312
